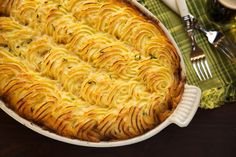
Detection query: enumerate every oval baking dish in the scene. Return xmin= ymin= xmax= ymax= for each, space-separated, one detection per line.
xmin=0 ymin=0 xmax=201 ymax=147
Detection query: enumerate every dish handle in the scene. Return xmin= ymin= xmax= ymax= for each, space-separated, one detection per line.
xmin=169 ymin=84 xmax=201 ymax=127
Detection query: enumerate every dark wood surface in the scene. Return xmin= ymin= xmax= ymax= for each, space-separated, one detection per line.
xmin=0 ymin=102 xmax=236 ymax=157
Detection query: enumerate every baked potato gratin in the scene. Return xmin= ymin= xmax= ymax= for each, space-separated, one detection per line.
xmin=0 ymin=0 xmax=185 ymax=142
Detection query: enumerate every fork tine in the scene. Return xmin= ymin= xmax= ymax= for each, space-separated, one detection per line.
xmin=215 ymin=36 xmax=236 ymax=61
xmin=203 ymin=59 xmax=213 ymax=78
xmin=196 ymin=61 xmax=207 ymax=80
xmin=200 ymin=59 xmax=210 ymax=79
xmin=217 ymin=46 xmax=234 ymax=61
xmin=200 ymin=59 xmax=213 ymax=79
xmin=192 ymin=61 xmax=203 ymax=81
xmin=192 ymin=59 xmax=212 ymax=81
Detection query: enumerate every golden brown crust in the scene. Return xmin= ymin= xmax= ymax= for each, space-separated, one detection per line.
xmin=0 ymin=0 xmax=186 ymax=142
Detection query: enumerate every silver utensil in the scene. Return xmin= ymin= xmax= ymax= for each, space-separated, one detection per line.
xmin=194 ymin=21 xmax=236 ymax=61
xmin=177 ymin=0 xmax=212 ymax=81
xmin=161 ymin=0 xmax=236 ymax=61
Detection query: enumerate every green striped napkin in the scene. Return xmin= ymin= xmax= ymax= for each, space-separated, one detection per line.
xmin=141 ymin=0 xmax=236 ymax=109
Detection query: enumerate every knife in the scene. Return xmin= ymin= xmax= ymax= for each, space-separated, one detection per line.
xmin=161 ymin=0 xmax=179 ymax=14
xmin=174 ymin=0 xmax=195 ymax=41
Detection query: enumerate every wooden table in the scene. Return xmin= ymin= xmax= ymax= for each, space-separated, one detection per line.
xmin=0 ymin=102 xmax=236 ymax=157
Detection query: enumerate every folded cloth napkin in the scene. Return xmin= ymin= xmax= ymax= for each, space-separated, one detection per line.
xmin=140 ymin=0 xmax=236 ymax=109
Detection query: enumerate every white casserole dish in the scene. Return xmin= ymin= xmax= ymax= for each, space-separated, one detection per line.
xmin=0 ymin=0 xmax=201 ymax=147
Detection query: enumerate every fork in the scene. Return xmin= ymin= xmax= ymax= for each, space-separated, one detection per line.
xmin=194 ymin=21 xmax=236 ymax=61
xmin=177 ymin=0 xmax=212 ymax=81
xmin=188 ymin=29 xmax=213 ymax=80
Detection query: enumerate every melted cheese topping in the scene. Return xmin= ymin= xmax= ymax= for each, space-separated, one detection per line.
xmin=0 ymin=0 xmax=185 ymax=142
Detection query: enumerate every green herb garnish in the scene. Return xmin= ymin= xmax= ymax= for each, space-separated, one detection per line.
xmin=134 ymin=54 xmax=141 ymax=61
